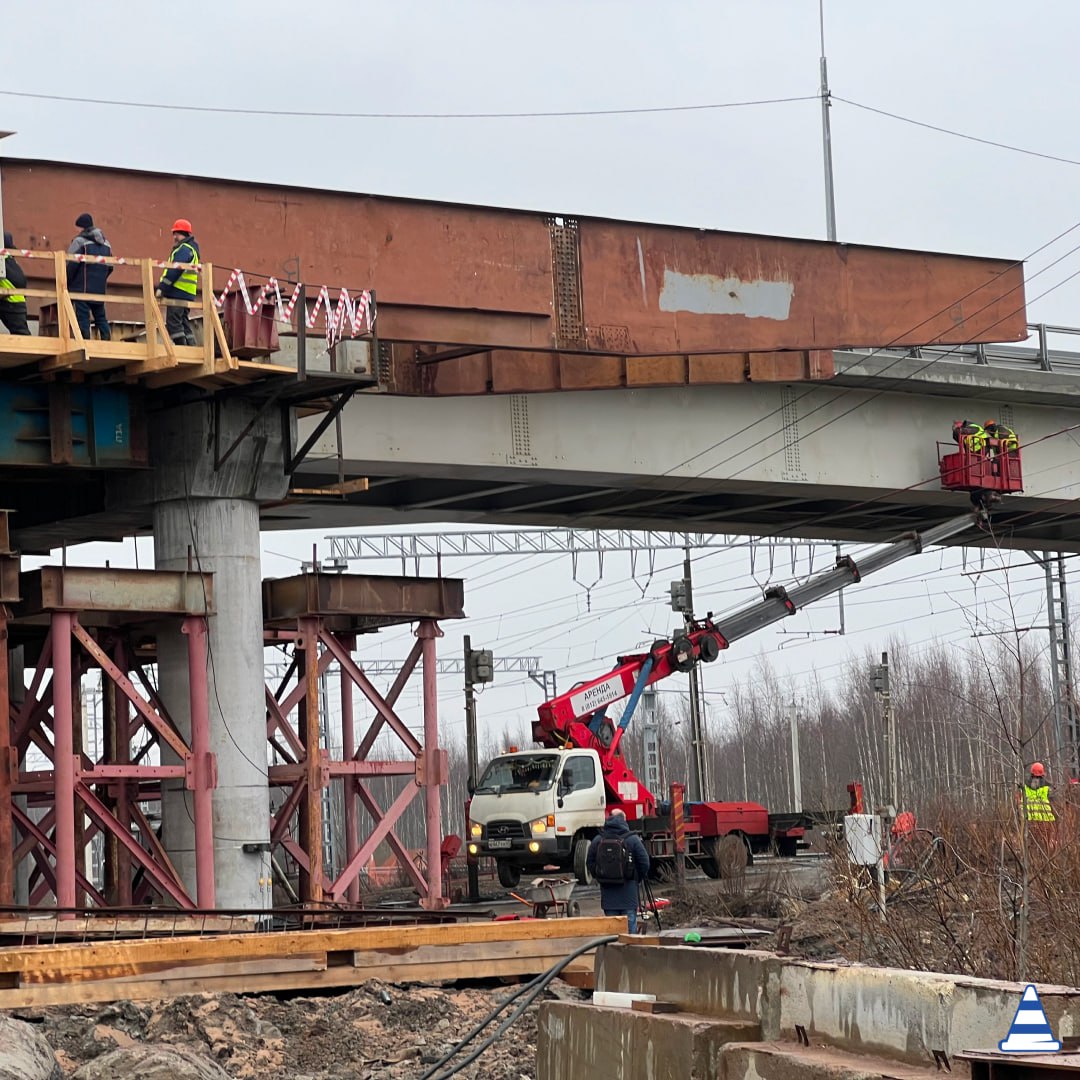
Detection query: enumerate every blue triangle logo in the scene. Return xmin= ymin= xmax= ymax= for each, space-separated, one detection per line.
xmin=998 ymin=984 xmax=1061 ymax=1053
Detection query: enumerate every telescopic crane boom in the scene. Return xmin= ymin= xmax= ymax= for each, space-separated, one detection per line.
xmin=532 ymin=510 xmax=985 ymax=815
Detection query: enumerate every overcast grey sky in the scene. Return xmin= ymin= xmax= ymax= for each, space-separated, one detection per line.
xmin=5 ymin=1 xmax=1078 ymax=764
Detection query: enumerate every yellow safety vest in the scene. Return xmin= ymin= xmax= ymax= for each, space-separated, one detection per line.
xmin=962 ymin=425 xmax=987 ymax=452
xmin=159 ymin=240 xmax=199 ymax=297
xmin=1023 ymin=784 xmax=1055 ymax=822
xmin=0 ymin=277 xmax=24 ymax=305
xmin=994 ymin=426 xmax=1019 ymax=452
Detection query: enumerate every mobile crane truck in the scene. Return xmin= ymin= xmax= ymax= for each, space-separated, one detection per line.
xmin=467 ymin=507 xmax=996 ymax=888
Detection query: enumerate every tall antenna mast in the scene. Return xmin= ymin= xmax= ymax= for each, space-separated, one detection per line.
xmin=819 ymin=0 xmax=838 ymax=241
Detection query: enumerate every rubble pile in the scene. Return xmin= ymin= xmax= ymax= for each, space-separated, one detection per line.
xmin=13 ymin=980 xmax=571 ymax=1079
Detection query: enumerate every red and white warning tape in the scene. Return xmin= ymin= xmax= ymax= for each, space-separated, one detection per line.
xmin=213 ymin=269 xmax=375 ymax=349
xmin=0 ymin=252 xmax=377 ymax=351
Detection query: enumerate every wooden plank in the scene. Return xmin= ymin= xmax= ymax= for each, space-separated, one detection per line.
xmin=289 ymin=479 xmax=369 ymax=497
xmin=200 ymin=263 xmax=217 ymax=376
xmin=54 ymin=251 xmax=82 ymax=351
xmin=0 ymin=952 xmax=594 ymax=1008
xmin=0 ymin=939 xmax=599 ymax=1009
xmin=108 ymin=953 xmax=326 ymax=984
xmin=0 ymin=916 xmax=623 ymax=978
xmin=0 ymin=337 xmax=63 ymax=361
xmin=350 ymin=935 xmax=592 ymax=966
xmin=0 ymin=915 xmax=255 ymax=936
xmin=133 ymin=259 xmax=176 ymax=373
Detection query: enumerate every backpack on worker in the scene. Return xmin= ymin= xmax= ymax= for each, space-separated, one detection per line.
xmin=593 ymin=835 xmax=635 ymax=885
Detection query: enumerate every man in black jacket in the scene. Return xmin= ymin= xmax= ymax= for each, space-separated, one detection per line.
xmin=68 ymin=214 xmax=113 ymax=340
xmin=586 ymin=808 xmax=650 ymax=933
xmin=0 ymin=233 xmax=30 ymax=336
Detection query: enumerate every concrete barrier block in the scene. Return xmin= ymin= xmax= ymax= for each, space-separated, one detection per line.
xmin=779 ymin=959 xmax=1080 ymax=1067
xmin=595 ymin=945 xmax=779 ymax=1036
xmin=721 ymin=1041 xmax=945 ymax=1079
xmin=536 ymin=1001 xmax=759 ymax=1080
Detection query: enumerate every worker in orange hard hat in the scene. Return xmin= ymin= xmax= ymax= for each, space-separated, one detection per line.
xmin=985 ymin=420 xmax=1019 ymax=452
xmin=155 ymin=218 xmax=200 ymax=346
xmin=1019 ymin=762 xmax=1057 ymax=852
xmin=984 ymin=419 xmax=1019 ymax=478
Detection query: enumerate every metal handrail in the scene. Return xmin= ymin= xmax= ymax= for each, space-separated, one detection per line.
xmin=845 ymin=321 xmax=1080 ymax=375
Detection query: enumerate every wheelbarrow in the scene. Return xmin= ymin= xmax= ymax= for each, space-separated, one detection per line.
xmin=511 ymin=877 xmax=580 ymax=918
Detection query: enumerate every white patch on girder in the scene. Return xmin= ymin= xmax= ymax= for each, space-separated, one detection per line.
xmin=658 ymin=269 xmax=794 ymax=320
xmin=636 ymin=236 xmax=648 ymax=307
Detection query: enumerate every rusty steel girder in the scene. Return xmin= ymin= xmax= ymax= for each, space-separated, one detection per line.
xmin=262 ymin=572 xmax=465 ymax=632
xmin=1 ymin=159 xmax=1027 ymax=395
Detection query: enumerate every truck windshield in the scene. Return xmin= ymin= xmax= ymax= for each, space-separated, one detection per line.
xmin=475 ymin=754 xmax=559 ymax=794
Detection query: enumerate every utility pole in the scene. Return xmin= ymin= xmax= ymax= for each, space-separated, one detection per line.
xmin=873 ymin=652 xmax=896 ymax=816
xmin=818 ymin=0 xmax=837 ymax=241
xmin=1041 ymin=551 xmax=1078 ymax=777
xmin=671 ymin=546 xmax=707 ymax=802
xmin=463 ymin=636 xmax=493 ymax=903
xmin=788 ymin=700 xmax=803 ymax=812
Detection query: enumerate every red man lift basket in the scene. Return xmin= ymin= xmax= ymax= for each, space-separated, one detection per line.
xmin=938 ymin=444 xmax=1023 ymax=494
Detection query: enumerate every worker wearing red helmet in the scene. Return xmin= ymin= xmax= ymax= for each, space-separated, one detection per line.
xmin=155 ymin=218 xmax=200 ymax=346
xmin=1021 ymin=762 xmax=1056 ymax=851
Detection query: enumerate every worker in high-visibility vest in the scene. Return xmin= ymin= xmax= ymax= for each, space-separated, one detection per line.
xmin=1020 ymin=761 xmax=1057 ymax=851
xmin=985 ymin=421 xmax=1019 ymax=453
xmin=0 ymin=232 xmax=30 ymax=336
xmin=155 ymin=218 xmax=200 ymax=346
xmin=951 ymin=419 xmax=987 ymax=453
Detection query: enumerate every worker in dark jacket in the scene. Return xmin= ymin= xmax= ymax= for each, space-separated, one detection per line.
xmin=67 ymin=213 xmax=113 ymax=340
xmin=0 ymin=233 xmax=30 ymax=336
xmin=155 ymin=218 xmax=200 ymax=345
xmin=586 ymin=808 xmax=650 ymax=933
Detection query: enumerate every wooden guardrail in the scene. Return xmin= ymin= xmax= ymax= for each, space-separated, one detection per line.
xmin=0 ymin=248 xmax=235 ymax=386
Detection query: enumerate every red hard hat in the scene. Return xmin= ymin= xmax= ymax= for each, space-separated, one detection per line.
xmin=1030 ymin=762 xmax=1045 ymax=777
xmin=171 ymin=218 xmax=192 ymax=234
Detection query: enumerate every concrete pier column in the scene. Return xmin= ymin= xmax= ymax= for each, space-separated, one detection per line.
xmin=156 ymin=498 xmax=266 ymax=908
xmin=143 ymin=397 xmax=290 ymax=910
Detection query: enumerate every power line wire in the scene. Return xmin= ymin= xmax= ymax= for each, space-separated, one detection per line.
xmin=0 ymin=88 xmax=818 ymax=120
xmin=835 ymin=96 xmax=1080 ymax=169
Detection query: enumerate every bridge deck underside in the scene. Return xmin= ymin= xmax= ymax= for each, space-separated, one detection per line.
xmin=266 ymin=468 xmax=1080 ymax=552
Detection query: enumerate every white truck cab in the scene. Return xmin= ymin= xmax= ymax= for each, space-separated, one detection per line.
xmin=467 ymin=748 xmax=607 ymax=888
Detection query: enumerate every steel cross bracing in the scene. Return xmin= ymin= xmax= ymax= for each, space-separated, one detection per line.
xmin=535 ymin=510 xmax=983 ymax=737
xmin=361 ymin=656 xmax=541 ymax=677
xmin=268 ymin=656 xmax=541 ymax=680
xmin=327 ymin=529 xmax=837 ymax=576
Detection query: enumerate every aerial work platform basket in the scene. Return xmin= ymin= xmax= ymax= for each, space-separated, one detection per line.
xmin=938 ymin=444 xmax=1023 ymax=494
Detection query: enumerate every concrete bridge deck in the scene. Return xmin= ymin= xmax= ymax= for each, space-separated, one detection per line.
xmin=281 ymin=339 xmax=1080 ymax=550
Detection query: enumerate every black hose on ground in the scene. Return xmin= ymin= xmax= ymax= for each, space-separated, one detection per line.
xmin=416 ymin=934 xmax=620 ymax=1080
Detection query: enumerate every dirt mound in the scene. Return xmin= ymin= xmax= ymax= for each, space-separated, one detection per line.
xmin=35 ymin=980 xmax=558 ymax=1079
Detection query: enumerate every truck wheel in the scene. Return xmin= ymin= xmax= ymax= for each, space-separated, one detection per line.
xmin=704 ymin=835 xmax=751 ymax=879
xmin=720 ymin=834 xmax=752 ymax=877
xmin=573 ymin=836 xmax=594 ymax=885
xmin=497 ymin=861 xmax=521 ymax=890
xmin=700 ymin=839 xmax=721 ymax=879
